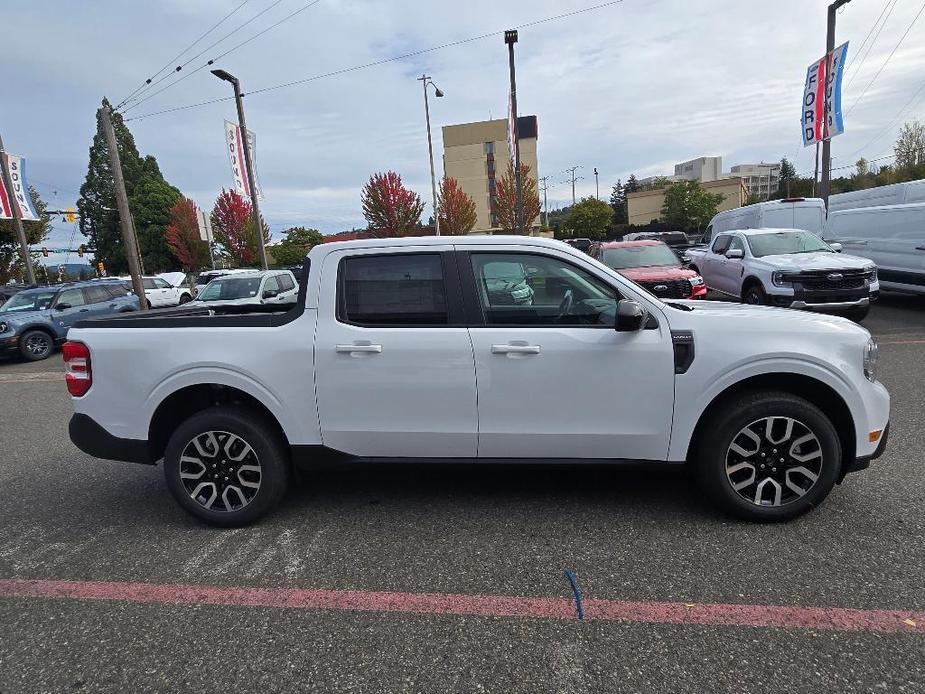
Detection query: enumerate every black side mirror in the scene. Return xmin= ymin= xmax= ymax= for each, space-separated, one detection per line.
xmin=262 ymin=289 xmax=279 ymax=299
xmin=615 ymin=299 xmax=647 ymax=332
xmin=55 ymin=303 xmax=71 ymax=311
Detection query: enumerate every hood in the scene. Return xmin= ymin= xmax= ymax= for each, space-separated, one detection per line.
xmin=158 ymin=272 xmax=187 ymax=287
xmin=0 ymin=308 xmax=50 ymax=323
xmin=620 ymin=265 xmax=698 ymax=282
xmin=664 ymin=299 xmax=869 ymax=336
xmin=755 ymin=251 xmax=874 ymax=272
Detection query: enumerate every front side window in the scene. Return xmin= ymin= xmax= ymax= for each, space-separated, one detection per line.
xmin=56 ymin=288 xmax=86 ymax=307
xmin=470 ymin=253 xmax=618 ymax=326
xmin=263 ymin=275 xmax=280 ymax=294
xmin=712 ymin=235 xmax=732 ymax=254
xmin=726 ymin=236 xmax=745 ymax=254
xmin=142 ymin=278 xmax=157 ymax=290
xmin=339 ymin=254 xmax=447 ymax=326
xmin=747 ymin=231 xmax=832 ymax=257
xmin=154 ymin=278 xmax=171 ymax=289
xmin=197 ymin=277 xmax=262 ymax=302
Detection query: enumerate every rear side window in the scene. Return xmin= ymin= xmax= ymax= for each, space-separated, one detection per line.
xmin=103 ymin=284 xmax=128 ymax=299
xmin=712 ymin=236 xmax=732 ymax=254
xmin=339 ymin=254 xmax=447 ymax=326
xmin=83 ymin=286 xmax=112 ymax=304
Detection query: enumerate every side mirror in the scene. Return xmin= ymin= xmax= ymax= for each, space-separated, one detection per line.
xmin=725 ymin=248 xmax=744 ymax=259
xmin=615 ymin=299 xmax=647 ymax=332
xmin=262 ymin=289 xmax=279 ymax=299
xmin=829 ymin=242 xmax=842 ymax=252
xmin=55 ymin=303 xmax=71 ymax=311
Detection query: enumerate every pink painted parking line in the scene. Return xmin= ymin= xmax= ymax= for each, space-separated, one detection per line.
xmin=1 ymin=578 xmax=923 ymax=634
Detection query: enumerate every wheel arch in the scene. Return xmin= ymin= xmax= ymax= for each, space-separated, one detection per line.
xmin=148 ymin=383 xmax=289 ymax=463
xmin=741 ymin=275 xmax=764 ymax=296
xmin=685 ymin=372 xmax=856 ymax=475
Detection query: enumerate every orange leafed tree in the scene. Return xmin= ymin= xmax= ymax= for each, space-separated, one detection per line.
xmin=165 ymin=197 xmax=210 ymax=270
xmin=494 ymin=162 xmax=541 ymax=233
xmin=437 ymin=177 xmax=477 ymax=235
xmin=361 ymin=171 xmax=425 ymax=237
xmin=210 ymin=189 xmax=270 ymax=267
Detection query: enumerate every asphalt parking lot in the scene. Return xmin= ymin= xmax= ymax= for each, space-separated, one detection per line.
xmin=1 ymin=294 xmax=924 ymax=693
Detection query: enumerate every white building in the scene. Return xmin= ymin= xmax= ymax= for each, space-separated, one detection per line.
xmin=674 ymin=156 xmax=723 ymax=183
xmin=729 ymin=162 xmax=781 ymax=199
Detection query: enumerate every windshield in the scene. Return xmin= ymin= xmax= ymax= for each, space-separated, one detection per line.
xmin=0 ymin=290 xmax=57 ymax=312
xmin=747 ymin=231 xmax=831 ymax=257
xmin=197 ymin=277 xmax=262 ymax=301
xmin=196 ymin=272 xmax=226 ymax=285
xmin=600 ymin=245 xmax=680 ymax=269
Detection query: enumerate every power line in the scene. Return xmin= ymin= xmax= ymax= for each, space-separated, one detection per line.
xmin=116 ymin=0 xmax=253 ymax=109
xmin=124 ymin=0 xmax=626 ymax=122
xmin=120 ymin=0 xmax=292 ymax=112
xmin=844 ymin=0 xmax=899 ymax=91
xmin=842 ymin=74 xmax=925 ymax=161
xmin=846 ymin=0 xmax=925 ymax=116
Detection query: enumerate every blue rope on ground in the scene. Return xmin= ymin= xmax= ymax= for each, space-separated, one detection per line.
xmin=564 ymin=569 xmax=584 ymax=621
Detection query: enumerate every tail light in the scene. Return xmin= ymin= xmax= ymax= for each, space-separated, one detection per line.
xmin=63 ymin=341 xmax=92 ymax=397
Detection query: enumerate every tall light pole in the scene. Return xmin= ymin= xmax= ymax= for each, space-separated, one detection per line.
xmin=0 ymin=132 xmax=36 ymax=285
xmin=417 ymin=74 xmax=444 ymax=235
xmin=505 ymin=30 xmax=524 ymax=234
xmin=820 ymin=0 xmax=852 ymax=210
xmin=211 ymin=69 xmax=268 ymax=269
xmin=593 ymin=167 xmax=599 ymax=200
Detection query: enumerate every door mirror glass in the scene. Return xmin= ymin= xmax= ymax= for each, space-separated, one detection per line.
xmin=615 ymin=299 xmax=647 ymax=332
xmin=725 ymin=248 xmax=744 ymax=259
xmin=262 ymin=289 xmax=279 ymax=299
xmin=829 ymin=242 xmax=842 ymax=252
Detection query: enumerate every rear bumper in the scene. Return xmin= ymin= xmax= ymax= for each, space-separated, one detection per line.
xmin=69 ymin=413 xmax=153 ymax=465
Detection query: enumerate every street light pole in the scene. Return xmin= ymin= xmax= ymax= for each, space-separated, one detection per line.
xmin=505 ymin=30 xmax=524 ymax=234
xmin=820 ymin=0 xmax=852 ymax=210
xmin=211 ymin=69 xmax=268 ymax=270
xmin=418 ymin=74 xmax=444 ymax=236
xmin=0 ymin=132 xmax=36 ymax=285
xmin=594 ymin=167 xmax=599 ymax=200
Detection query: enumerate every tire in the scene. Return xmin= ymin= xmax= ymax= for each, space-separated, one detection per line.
xmin=163 ymin=406 xmax=290 ymax=527
xmin=742 ymin=284 xmax=766 ymax=305
xmin=843 ymin=306 xmax=870 ymax=322
xmin=693 ymin=391 xmax=841 ymax=521
xmin=19 ymin=329 xmax=54 ymax=361
xmin=179 ymin=294 xmax=191 ymax=305
xmin=145 ymin=300 xmax=152 ymax=310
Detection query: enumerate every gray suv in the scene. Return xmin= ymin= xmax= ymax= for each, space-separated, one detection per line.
xmin=0 ymin=280 xmax=139 ymax=361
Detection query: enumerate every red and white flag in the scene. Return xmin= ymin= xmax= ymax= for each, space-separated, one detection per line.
xmin=224 ymin=121 xmax=263 ymax=199
xmin=0 ymin=153 xmax=40 ymax=220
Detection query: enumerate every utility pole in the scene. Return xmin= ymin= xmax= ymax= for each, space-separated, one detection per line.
xmin=593 ymin=167 xmax=599 ymax=200
xmin=0 ymin=132 xmax=36 ymax=285
xmin=565 ymin=166 xmax=582 ymax=206
xmin=417 ymin=74 xmax=444 ymax=236
xmin=813 ymin=142 xmax=820 ymax=197
xmin=212 ymin=69 xmax=268 ymax=269
xmin=505 ymin=30 xmax=524 ymax=234
xmin=101 ymin=105 xmax=147 ymax=309
xmin=820 ymin=0 xmax=852 ymax=210
xmin=539 ymin=176 xmax=549 ymax=228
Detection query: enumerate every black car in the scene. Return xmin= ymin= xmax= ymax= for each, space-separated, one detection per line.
xmin=622 ymin=231 xmax=695 ymax=264
xmin=0 ymin=284 xmax=38 ymax=306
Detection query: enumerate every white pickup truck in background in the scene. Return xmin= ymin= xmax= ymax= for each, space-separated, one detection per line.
xmin=687 ymin=228 xmax=879 ymax=321
xmin=65 ymin=236 xmax=889 ymax=526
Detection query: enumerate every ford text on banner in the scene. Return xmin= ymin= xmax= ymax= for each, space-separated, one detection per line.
xmin=224 ymin=121 xmax=263 ymax=200
xmin=1 ymin=154 xmax=40 ymax=220
xmin=802 ymin=42 xmax=848 ymax=147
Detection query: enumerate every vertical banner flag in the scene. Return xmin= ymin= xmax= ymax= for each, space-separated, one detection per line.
xmin=0 ymin=154 xmax=40 ymax=220
xmin=224 ymin=121 xmax=263 ymax=199
xmin=802 ymin=42 xmax=849 ymax=147
xmin=507 ymin=92 xmax=517 ymax=163
xmin=0 ymin=173 xmax=11 ymax=219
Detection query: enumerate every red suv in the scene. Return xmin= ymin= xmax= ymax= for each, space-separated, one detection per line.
xmin=590 ymin=240 xmax=707 ymax=299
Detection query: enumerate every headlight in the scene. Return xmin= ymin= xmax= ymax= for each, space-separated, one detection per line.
xmin=771 ymin=271 xmax=790 ymax=287
xmin=689 ymin=275 xmax=704 ymax=286
xmin=868 ymin=267 xmax=878 ymax=283
xmin=863 ymin=337 xmax=879 ymax=382
xmin=0 ymin=321 xmax=7 ymax=333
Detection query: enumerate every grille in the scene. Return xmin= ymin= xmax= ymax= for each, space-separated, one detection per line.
xmin=640 ymin=279 xmax=692 ymax=299
xmin=798 ymin=272 xmax=866 ymax=291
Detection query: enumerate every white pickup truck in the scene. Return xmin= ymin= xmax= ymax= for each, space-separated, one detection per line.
xmin=687 ymin=228 xmax=879 ymax=321
xmin=65 ymin=236 xmax=889 ymax=526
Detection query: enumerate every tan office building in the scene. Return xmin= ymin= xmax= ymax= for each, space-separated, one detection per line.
xmin=627 ymin=177 xmax=748 ymax=226
xmin=442 ymin=116 xmax=539 ymax=233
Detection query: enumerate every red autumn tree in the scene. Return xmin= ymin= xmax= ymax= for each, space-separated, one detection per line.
xmin=494 ymin=162 xmax=542 ymax=233
xmin=437 ymin=177 xmax=477 ymax=235
xmin=361 ymin=171 xmax=425 ymax=237
xmin=210 ymin=189 xmax=270 ymax=267
xmin=165 ymin=197 xmax=211 ymax=270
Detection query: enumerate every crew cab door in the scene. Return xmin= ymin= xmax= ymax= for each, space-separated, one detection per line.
xmin=314 ymin=247 xmax=478 ymax=457
xmin=460 ymin=248 xmax=675 ymax=460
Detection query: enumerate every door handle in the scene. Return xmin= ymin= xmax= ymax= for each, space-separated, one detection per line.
xmin=336 ymin=343 xmax=382 ymax=354
xmin=916 ymin=246 xmax=925 ymax=251
xmin=78 ymin=308 xmax=90 ymax=312
xmin=491 ymin=344 xmax=540 ymax=355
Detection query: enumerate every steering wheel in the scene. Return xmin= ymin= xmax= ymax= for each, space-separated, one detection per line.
xmin=557 ymin=289 xmax=574 ymax=321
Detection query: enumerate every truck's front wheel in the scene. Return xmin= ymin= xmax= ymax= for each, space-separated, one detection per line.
xmin=163 ymin=407 xmax=289 ymax=527
xmin=694 ymin=391 xmax=841 ymax=521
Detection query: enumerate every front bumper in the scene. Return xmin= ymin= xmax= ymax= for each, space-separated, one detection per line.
xmin=842 ymin=422 xmax=890 ymax=478
xmin=0 ymin=334 xmax=19 ymax=353
xmin=69 ymin=413 xmax=153 ymax=465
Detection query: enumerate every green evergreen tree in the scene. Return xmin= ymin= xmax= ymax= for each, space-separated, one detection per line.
xmin=77 ymin=98 xmax=181 ymax=274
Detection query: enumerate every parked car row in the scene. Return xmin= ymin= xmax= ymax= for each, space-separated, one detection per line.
xmin=589 ymin=240 xmax=706 ymax=300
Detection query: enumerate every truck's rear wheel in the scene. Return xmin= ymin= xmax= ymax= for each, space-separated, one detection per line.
xmin=694 ymin=391 xmax=841 ymax=521
xmin=163 ymin=406 xmax=289 ymax=526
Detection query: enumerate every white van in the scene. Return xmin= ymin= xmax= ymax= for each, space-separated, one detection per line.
xmin=828 ymin=179 xmax=925 ymax=214
xmin=823 ymin=202 xmax=925 ymax=295
xmin=704 ymin=198 xmax=825 ymax=244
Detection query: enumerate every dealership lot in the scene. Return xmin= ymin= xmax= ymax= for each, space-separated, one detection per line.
xmin=1 ymin=295 xmax=924 ymax=693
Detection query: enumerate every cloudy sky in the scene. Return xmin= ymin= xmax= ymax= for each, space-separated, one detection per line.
xmin=5 ymin=0 xmax=925 ymax=263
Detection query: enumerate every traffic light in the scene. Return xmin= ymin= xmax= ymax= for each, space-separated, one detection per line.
xmin=65 ymin=208 xmax=76 ymax=223
xmin=42 ymin=247 xmax=49 ymax=257
xmin=77 ymin=245 xmax=85 ymax=258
